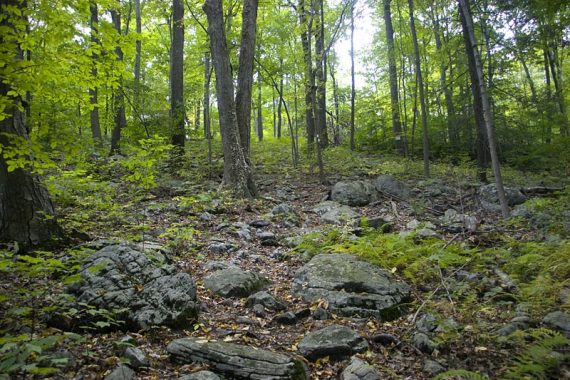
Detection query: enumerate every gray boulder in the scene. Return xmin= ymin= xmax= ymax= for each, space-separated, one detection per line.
xmin=374 ymin=175 xmax=410 ymax=199
xmin=124 ymin=347 xmax=149 ymax=369
xmin=204 ymin=267 xmax=270 ymax=298
xmin=246 ymin=291 xmax=287 ymax=311
xmin=105 ymin=365 xmax=136 ymax=380
xmin=298 ymin=325 xmax=369 ymax=361
xmin=312 ymin=201 xmax=360 ymax=226
xmin=441 ymin=209 xmax=478 ymax=232
xmin=168 ymin=338 xmax=309 ymax=380
xmin=68 ymin=243 xmax=199 ymax=330
xmin=341 ymin=356 xmax=381 ymax=380
xmin=479 ymin=184 xmax=527 ymax=212
xmin=292 ymin=254 xmax=410 ymax=319
xmin=423 ymin=359 xmax=445 ymax=377
xmin=331 ymin=181 xmax=377 ymax=207
xmin=179 ymin=371 xmax=221 ymax=380
xmin=543 ymin=311 xmax=570 ymax=333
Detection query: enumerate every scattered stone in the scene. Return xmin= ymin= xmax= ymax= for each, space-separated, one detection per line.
xmin=236 ymin=317 xmax=261 ymax=326
xmin=366 ymin=216 xmax=393 ymax=230
xmin=284 ymin=236 xmax=303 ymax=248
xmin=200 ymin=212 xmax=213 ymax=222
xmin=311 ymin=201 xmax=339 ymax=215
xmin=249 ymin=220 xmax=270 ymax=228
xmin=341 ymin=356 xmax=381 ymax=380
xmin=311 ymin=202 xmax=360 ymax=226
xmin=292 ymin=254 xmax=410 ymax=319
xmin=415 ymin=314 xmax=438 ymax=333
xmin=124 ymin=347 xmax=149 ymax=370
xmin=423 ymin=359 xmax=446 ymax=377
xmin=179 ymin=371 xmax=221 ymax=380
xmin=441 ymin=209 xmax=478 ymax=232
xmin=273 ymin=311 xmax=298 ymax=325
xmin=312 ymin=307 xmax=329 ymax=320
xmin=371 ymin=333 xmax=400 ymax=346
xmin=246 ymin=291 xmax=287 ymax=311
xmin=479 ymin=184 xmax=527 ymax=212
xmin=65 ymin=243 xmax=199 ymax=330
xmin=298 ymin=325 xmax=369 ymax=361
xmin=271 ymin=203 xmax=295 ymax=215
xmin=204 ymin=267 xmax=270 ymax=298
xmin=374 ymin=175 xmax=410 ymax=199
xmin=208 ymin=241 xmax=235 ymax=254
xmin=434 ymin=318 xmax=460 ymax=333
xmin=168 ymin=338 xmax=309 ymax=380
xmin=236 ymin=229 xmax=252 ymax=241
xmin=543 ymin=311 xmax=570 ymax=333
xmin=411 ymin=332 xmax=436 ymax=354
xmin=258 ymin=231 xmax=278 ymax=246
xmin=294 ymin=308 xmax=311 ymax=319
xmin=331 ymin=180 xmax=377 ymax=206
xmin=105 ymin=364 xmax=136 ymax=380
xmin=252 ymin=304 xmax=266 ymax=317
xmin=204 ymin=261 xmax=229 ymax=271
xmin=416 ymin=228 xmax=441 ymax=239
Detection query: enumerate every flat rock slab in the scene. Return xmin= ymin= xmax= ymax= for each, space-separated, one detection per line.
xmin=341 ymin=356 xmax=381 ymax=380
xmin=331 ymin=181 xmax=377 ymax=206
xmin=204 ymin=267 xmax=270 ymax=298
xmin=68 ymin=243 xmax=199 ymax=330
xmin=179 ymin=371 xmax=221 ymax=380
xmin=298 ymin=325 xmax=369 ymax=361
xmin=292 ymin=254 xmax=410 ymax=319
xmin=168 ymin=338 xmax=309 ymax=380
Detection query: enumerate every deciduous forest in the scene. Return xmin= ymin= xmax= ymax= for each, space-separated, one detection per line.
xmin=0 ymin=0 xmax=569 ymax=378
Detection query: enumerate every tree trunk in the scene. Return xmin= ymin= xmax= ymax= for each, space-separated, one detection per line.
xmin=349 ymin=0 xmax=356 ymax=150
xmin=383 ymin=0 xmax=404 ymax=155
xmin=109 ymin=6 xmax=127 ymax=155
xmin=203 ymin=52 xmax=213 ymax=176
xmin=0 ymin=0 xmax=61 ymax=249
xmin=257 ymin=61 xmax=263 ymax=141
xmin=134 ymin=0 xmax=142 ymax=106
xmin=89 ymin=2 xmax=102 ymax=143
xmin=204 ymin=0 xmax=257 ymax=197
xmin=235 ymin=0 xmax=259 ymax=158
xmin=459 ymin=0 xmax=509 ymax=217
xmin=277 ymin=59 xmax=283 ymax=139
xmin=314 ymin=0 xmax=328 ymax=148
xmin=408 ymin=0 xmax=429 ymax=177
xmin=329 ymin=60 xmax=340 ymax=145
xmin=171 ymin=0 xmax=185 ymax=148
xmin=298 ymin=0 xmax=316 ymax=151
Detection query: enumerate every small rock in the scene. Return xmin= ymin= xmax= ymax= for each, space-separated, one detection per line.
xmin=341 ymin=356 xmax=381 ymax=380
xmin=294 ymin=308 xmax=311 ymax=319
xmin=200 ymin=212 xmax=213 ymax=222
xmin=411 ymin=332 xmax=436 ymax=354
xmin=416 ymin=314 xmax=438 ymax=333
xmin=367 ymin=216 xmax=392 ymax=230
xmin=543 ymin=311 xmax=570 ymax=333
xmin=312 ymin=307 xmax=329 ymax=320
xmin=179 ymin=370 xmax=221 ymax=380
xmin=204 ymin=267 xmax=270 ymax=298
xmin=124 ymin=347 xmax=149 ymax=370
xmin=271 ymin=203 xmax=295 ymax=215
xmin=246 ymin=291 xmax=287 ymax=311
xmin=249 ymin=220 xmax=270 ymax=228
xmin=236 ymin=316 xmax=261 ymax=326
xmin=105 ymin=365 xmax=136 ymax=380
xmin=208 ymin=242 xmax=235 ymax=254
xmin=284 ymin=236 xmax=303 ymax=248
xmin=204 ymin=261 xmax=229 ymax=271
xmin=236 ymin=229 xmax=252 ymax=241
xmin=416 ymin=228 xmax=441 ymax=239
xmin=298 ymin=325 xmax=369 ymax=361
xmin=258 ymin=231 xmax=278 ymax=246
xmin=371 ymin=333 xmax=400 ymax=346
xmin=423 ymin=359 xmax=445 ymax=377
xmin=252 ymin=304 xmax=266 ymax=317
xmin=273 ymin=311 xmax=298 ymax=325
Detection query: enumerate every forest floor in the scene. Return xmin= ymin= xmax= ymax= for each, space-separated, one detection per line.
xmin=1 ymin=140 xmax=569 ymax=379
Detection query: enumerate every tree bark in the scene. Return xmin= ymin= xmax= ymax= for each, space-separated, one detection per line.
xmin=314 ymin=0 xmax=328 ymax=148
xmin=349 ymin=0 xmax=356 ymax=150
xmin=134 ymin=0 xmax=142 ymax=106
xmin=298 ymin=0 xmax=316 ymax=150
xmin=383 ymin=0 xmax=404 ymax=155
xmin=203 ymin=51 xmax=213 ymax=176
xmin=277 ymin=59 xmax=284 ymax=139
xmin=408 ymin=0 xmax=429 ymax=177
xmin=171 ymin=0 xmax=185 ymax=148
xmin=204 ymin=0 xmax=257 ymax=197
xmin=235 ymin=0 xmax=259 ymax=158
xmin=459 ymin=0 xmax=509 ymax=217
xmin=0 ymin=0 xmax=61 ymax=248
xmin=109 ymin=6 xmax=127 ymax=155
xmin=89 ymin=2 xmax=102 ymax=143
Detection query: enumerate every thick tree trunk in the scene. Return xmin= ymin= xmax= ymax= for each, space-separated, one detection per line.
xmin=204 ymin=0 xmax=257 ymax=197
xmin=349 ymin=0 xmax=356 ymax=151
xmin=298 ymin=0 xmax=316 ymax=150
xmin=329 ymin=60 xmax=340 ymax=145
xmin=109 ymin=6 xmax=127 ymax=155
xmin=89 ymin=2 xmax=102 ymax=143
xmin=408 ymin=0 xmax=429 ymax=177
xmin=235 ymin=0 xmax=259 ymax=158
xmin=256 ymin=62 xmax=263 ymax=141
xmin=277 ymin=59 xmax=283 ymax=139
xmin=459 ymin=0 xmax=509 ymax=217
xmin=0 ymin=0 xmax=61 ymax=248
xmin=203 ymin=52 xmax=213 ymax=176
xmin=314 ymin=0 xmax=328 ymax=148
xmin=134 ymin=0 xmax=141 ymax=106
xmin=171 ymin=0 xmax=185 ymax=148
xmin=383 ymin=0 xmax=405 ymax=155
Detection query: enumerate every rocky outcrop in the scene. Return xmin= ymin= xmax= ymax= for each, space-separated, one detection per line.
xmin=374 ymin=175 xmax=410 ymax=199
xmin=204 ymin=267 xmax=270 ymax=298
xmin=298 ymin=325 xmax=369 ymax=361
xmin=167 ymin=338 xmax=309 ymax=380
xmin=67 ymin=243 xmax=199 ymax=330
xmin=331 ymin=181 xmax=377 ymax=206
xmin=292 ymin=254 xmax=410 ymax=319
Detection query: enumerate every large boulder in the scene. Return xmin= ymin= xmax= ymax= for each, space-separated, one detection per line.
xmin=374 ymin=175 xmax=410 ymax=199
xmin=68 ymin=243 xmax=199 ymax=330
xmin=204 ymin=267 xmax=270 ymax=298
xmin=298 ymin=325 xmax=369 ymax=361
xmin=331 ymin=181 xmax=377 ymax=207
xmin=292 ymin=254 xmax=410 ymax=319
xmin=168 ymin=338 xmax=309 ymax=380
xmin=312 ymin=201 xmax=360 ymax=226
xmin=341 ymin=356 xmax=381 ymax=380
xmin=543 ymin=311 xmax=570 ymax=334
xmin=479 ymin=184 xmax=527 ymax=212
